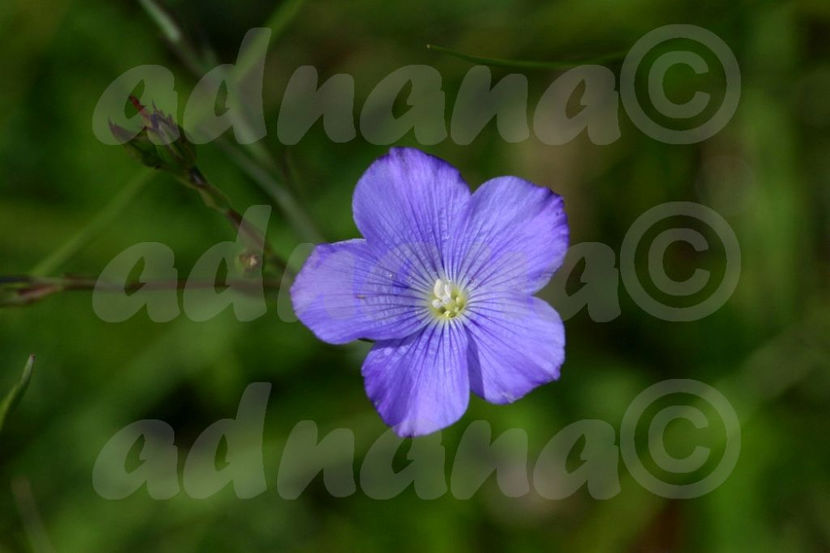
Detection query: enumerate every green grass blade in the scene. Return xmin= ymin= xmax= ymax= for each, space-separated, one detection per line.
xmin=0 ymin=354 xmax=36 ymax=432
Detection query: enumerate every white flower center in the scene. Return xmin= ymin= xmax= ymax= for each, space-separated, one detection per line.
xmin=429 ymin=278 xmax=467 ymax=320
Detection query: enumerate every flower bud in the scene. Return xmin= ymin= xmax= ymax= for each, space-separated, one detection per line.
xmin=109 ymin=97 xmax=196 ymax=176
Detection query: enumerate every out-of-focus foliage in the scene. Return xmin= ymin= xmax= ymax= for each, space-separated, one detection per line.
xmin=1 ymin=0 xmax=828 ymax=551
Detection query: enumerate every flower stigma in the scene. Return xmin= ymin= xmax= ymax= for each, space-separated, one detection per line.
xmin=429 ymin=278 xmax=468 ymax=321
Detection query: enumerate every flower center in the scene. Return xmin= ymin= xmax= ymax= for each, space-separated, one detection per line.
xmin=429 ymin=278 xmax=467 ymax=320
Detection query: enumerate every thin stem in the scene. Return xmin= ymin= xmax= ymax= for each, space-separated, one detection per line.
xmin=180 ymin=167 xmax=291 ymax=276
xmin=217 ymin=140 xmax=323 ymax=242
xmin=137 ymin=0 xmax=322 ymax=242
xmin=11 ymin=477 xmax=55 ymax=553
xmin=1 ymin=275 xmax=285 ymax=307
xmin=263 ymin=0 xmax=310 ymax=43
xmin=426 ymin=43 xmax=628 ymax=71
xmin=31 ymin=170 xmax=154 ymax=277
xmin=0 ymin=355 xmax=35 ymax=432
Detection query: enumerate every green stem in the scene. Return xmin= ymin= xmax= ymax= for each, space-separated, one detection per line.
xmin=217 ymin=141 xmax=323 ymax=243
xmin=181 ymin=168 xmax=291 ymax=276
xmin=31 ymin=170 xmax=153 ymax=276
xmin=426 ymin=43 xmax=628 ymax=71
xmin=137 ymin=0 xmax=322 ymax=243
xmin=0 ymin=355 xmax=35 ymax=433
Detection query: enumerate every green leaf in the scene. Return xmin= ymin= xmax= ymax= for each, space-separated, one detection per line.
xmin=0 ymin=354 xmax=35 ymax=433
xmin=426 ymin=43 xmax=627 ymax=71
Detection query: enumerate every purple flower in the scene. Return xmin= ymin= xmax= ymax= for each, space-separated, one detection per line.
xmin=291 ymin=147 xmax=569 ymax=436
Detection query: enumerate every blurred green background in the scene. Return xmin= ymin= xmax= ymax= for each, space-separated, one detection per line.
xmin=1 ymin=0 xmax=829 ymax=551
